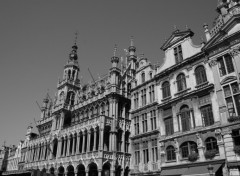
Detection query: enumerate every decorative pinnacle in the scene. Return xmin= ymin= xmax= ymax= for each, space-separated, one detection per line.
xmin=113 ymin=44 xmax=117 ymax=57
xmin=130 ymin=36 xmax=134 ymax=46
xmin=74 ymin=31 xmax=79 ymax=45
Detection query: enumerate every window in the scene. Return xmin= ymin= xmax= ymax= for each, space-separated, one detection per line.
xmin=166 ymin=146 xmax=176 ymax=161
xmin=150 ymin=72 xmax=153 ymax=79
xmin=141 ymin=89 xmax=147 ymax=106
xmin=143 ymin=149 xmax=149 ymax=164
xmin=218 ymin=54 xmax=235 ymax=77
xmin=66 ymin=91 xmax=75 ymax=106
xmin=134 ymin=143 xmax=140 ymax=165
xmin=165 ymin=117 xmax=174 ymax=135
xmin=174 ymin=45 xmax=183 ymax=64
xmin=134 ymin=116 xmax=139 ymax=135
xmin=180 ymin=105 xmax=191 ymax=132
xmin=162 ymin=81 xmax=171 ymax=98
xmin=195 ymin=66 xmax=207 ymax=85
xmin=180 ymin=141 xmax=198 ymax=158
xmin=232 ymin=129 xmax=240 ymax=146
xmin=152 ymin=139 xmax=158 ymax=162
xmin=149 ymin=85 xmax=155 ymax=103
xmin=142 ymin=113 xmax=148 ymax=133
xmin=176 ymin=73 xmax=187 ymax=92
xmin=141 ymin=72 xmax=145 ymax=83
xmin=223 ymin=82 xmax=240 ymax=117
xmin=150 ymin=110 xmax=157 ymax=130
xmin=205 ymin=137 xmax=219 ymax=152
xmin=133 ymin=92 xmax=139 ymax=109
xmin=201 ymin=105 xmax=214 ymax=126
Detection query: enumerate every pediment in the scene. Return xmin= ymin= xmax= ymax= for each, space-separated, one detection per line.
xmin=220 ymin=76 xmax=237 ymax=85
xmin=203 ymin=15 xmax=240 ymax=50
xmin=160 ymin=29 xmax=194 ymax=51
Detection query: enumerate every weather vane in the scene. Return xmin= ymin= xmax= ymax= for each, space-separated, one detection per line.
xmin=130 ymin=36 xmax=134 ymax=46
xmin=114 ymin=44 xmax=117 ymax=57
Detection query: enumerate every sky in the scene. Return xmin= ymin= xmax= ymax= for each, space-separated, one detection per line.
xmin=0 ymin=0 xmax=218 ymax=146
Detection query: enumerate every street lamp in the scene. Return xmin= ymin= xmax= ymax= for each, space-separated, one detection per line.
xmin=207 ymin=164 xmax=214 ymax=176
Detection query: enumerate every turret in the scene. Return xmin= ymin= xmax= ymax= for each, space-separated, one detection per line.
xmin=110 ymin=45 xmax=120 ymax=86
xmin=128 ymin=36 xmax=137 ymax=76
xmin=41 ymin=95 xmax=49 ymax=119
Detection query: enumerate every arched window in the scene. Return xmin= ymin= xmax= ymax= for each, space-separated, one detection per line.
xmin=195 ymin=66 xmax=207 ymax=85
xmin=176 ymin=73 xmax=187 ymax=91
xmin=205 ymin=137 xmax=219 ymax=152
xmin=180 ymin=141 xmax=198 ymax=158
xmin=180 ymin=105 xmax=191 ymax=132
xmin=66 ymin=91 xmax=75 ymax=106
xmin=141 ymin=72 xmax=145 ymax=83
xmin=162 ymin=81 xmax=171 ymax=98
xmin=149 ymin=72 xmax=153 ymax=79
xmin=166 ymin=145 xmax=176 ymax=161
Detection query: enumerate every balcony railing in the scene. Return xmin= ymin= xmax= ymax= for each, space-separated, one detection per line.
xmin=152 ymin=162 xmax=158 ymax=171
xmin=228 ymin=116 xmax=240 ymax=123
xmin=144 ymin=164 xmax=148 ymax=171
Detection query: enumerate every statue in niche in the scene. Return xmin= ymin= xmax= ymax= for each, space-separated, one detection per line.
xmin=196 ymin=133 xmax=203 ymax=147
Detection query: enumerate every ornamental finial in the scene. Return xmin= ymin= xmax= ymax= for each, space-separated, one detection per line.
xmin=130 ymin=36 xmax=134 ymax=46
xmin=113 ymin=44 xmax=117 ymax=57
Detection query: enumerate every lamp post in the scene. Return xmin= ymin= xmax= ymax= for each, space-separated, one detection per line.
xmin=207 ymin=164 xmax=214 ymax=176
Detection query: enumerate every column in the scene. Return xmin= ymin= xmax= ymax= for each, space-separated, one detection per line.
xmin=63 ymin=138 xmax=66 ymax=156
xmin=67 ymin=137 xmax=70 ymax=156
xmin=57 ymin=138 xmax=62 ymax=158
xmin=82 ymin=132 xmax=86 ymax=153
xmin=99 ymin=128 xmax=104 ymax=151
xmin=76 ymin=133 xmax=80 ymax=154
xmin=121 ymin=131 xmax=125 ymax=152
xmin=87 ymin=131 xmax=91 ymax=152
xmin=98 ymin=169 xmax=102 ymax=176
xmin=93 ymin=129 xmax=97 ymax=151
xmin=109 ymin=99 xmax=113 ymax=117
xmin=41 ymin=144 xmax=45 ymax=160
xmin=59 ymin=111 xmax=65 ymax=129
xmin=34 ymin=146 xmax=39 ymax=161
xmin=73 ymin=135 xmax=77 ymax=154
xmin=178 ymin=114 xmax=182 ymax=132
xmin=109 ymin=133 xmax=112 ymax=151
xmin=190 ymin=109 xmax=195 ymax=129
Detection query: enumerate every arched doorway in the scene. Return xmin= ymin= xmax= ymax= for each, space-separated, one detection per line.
xmin=58 ymin=166 xmax=65 ymax=176
xmin=77 ymin=164 xmax=86 ymax=176
xmin=102 ymin=163 xmax=110 ymax=176
xmin=67 ymin=165 xmax=75 ymax=176
xmin=88 ymin=163 xmax=98 ymax=176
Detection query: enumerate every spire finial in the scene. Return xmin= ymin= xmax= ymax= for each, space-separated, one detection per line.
xmin=74 ymin=31 xmax=78 ymax=45
xmin=185 ymin=25 xmax=189 ymax=30
xmin=174 ymin=25 xmax=177 ymax=31
xmin=130 ymin=36 xmax=134 ymax=46
xmin=114 ymin=44 xmax=117 ymax=57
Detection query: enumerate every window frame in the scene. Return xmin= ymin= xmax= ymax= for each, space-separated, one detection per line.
xmin=166 ymin=145 xmax=176 ymax=161
xmin=195 ymin=65 xmax=208 ymax=85
xmin=174 ymin=45 xmax=183 ymax=64
xmin=176 ymin=73 xmax=187 ymax=92
xmin=162 ymin=81 xmax=171 ymax=99
xmin=217 ymin=54 xmax=235 ymax=77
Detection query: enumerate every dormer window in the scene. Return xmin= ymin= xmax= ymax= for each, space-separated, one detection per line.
xmin=174 ymin=45 xmax=183 ymax=64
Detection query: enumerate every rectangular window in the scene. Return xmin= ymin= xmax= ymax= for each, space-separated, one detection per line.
xmin=141 ymin=89 xmax=147 ymax=106
xmin=134 ymin=116 xmax=139 ymax=135
xmin=218 ymin=54 xmax=234 ymax=77
xmin=134 ymin=143 xmax=140 ymax=165
xmin=181 ymin=111 xmax=190 ymax=132
xmin=174 ymin=45 xmax=183 ymax=64
xmin=143 ymin=149 xmax=149 ymax=164
xmin=201 ymin=105 xmax=214 ymax=126
xmin=232 ymin=129 xmax=240 ymax=146
xmin=165 ymin=117 xmax=174 ymax=135
xmin=142 ymin=113 xmax=148 ymax=133
xmin=149 ymin=85 xmax=155 ymax=103
xmin=150 ymin=110 xmax=157 ymax=130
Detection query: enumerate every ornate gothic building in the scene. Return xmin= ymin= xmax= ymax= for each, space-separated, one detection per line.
xmin=1 ymin=1 xmax=240 ymax=176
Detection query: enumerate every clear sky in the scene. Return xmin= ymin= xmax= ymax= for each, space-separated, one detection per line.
xmin=0 ymin=0 xmax=218 ymax=146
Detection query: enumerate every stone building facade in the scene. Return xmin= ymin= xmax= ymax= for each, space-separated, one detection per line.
xmin=2 ymin=1 xmax=240 ymax=176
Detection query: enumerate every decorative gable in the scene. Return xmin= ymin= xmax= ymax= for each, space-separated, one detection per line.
xmin=160 ymin=29 xmax=194 ymax=51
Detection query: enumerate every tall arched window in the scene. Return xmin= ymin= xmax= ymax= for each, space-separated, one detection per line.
xmin=195 ymin=66 xmax=207 ymax=85
xmin=180 ymin=105 xmax=191 ymax=132
xmin=205 ymin=137 xmax=219 ymax=152
xmin=176 ymin=73 xmax=187 ymax=91
xmin=166 ymin=145 xmax=176 ymax=161
xmin=66 ymin=91 xmax=75 ymax=106
xmin=141 ymin=72 xmax=145 ymax=83
xmin=162 ymin=81 xmax=171 ymax=98
xmin=180 ymin=141 xmax=198 ymax=158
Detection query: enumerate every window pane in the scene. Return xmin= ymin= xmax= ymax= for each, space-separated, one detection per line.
xmin=223 ymin=85 xmax=231 ymax=97
xmin=218 ymin=57 xmax=226 ymax=76
xmin=231 ymin=82 xmax=240 ymax=94
xmin=234 ymin=94 xmax=240 ymax=115
xmin=226 ymin=97 xmax=236 ymax=116
xmin=201 ymin=105 xmax=214 ymax=126
xmin=225 ymin=54 xmax=234 ymax=74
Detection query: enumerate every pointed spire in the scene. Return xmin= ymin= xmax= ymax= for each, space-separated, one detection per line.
xmin=69 ymin=32 xmax=79 ymax=61
xmin=111 ymin=44 xmax=119 ymax=67
xmin=128 ymin=36 xmax=136 ymax=53
xmin=113 ymin=44 xmax=117 ymax=57
xmin=130 ymin=36 xmax=134 ymax=46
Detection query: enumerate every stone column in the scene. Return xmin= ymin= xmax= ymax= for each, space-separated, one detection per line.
xmin=42 ymin=144 xmax=46 ymax=160
xmin=76 ymin=133 xmax=80 ymax=154
xmin=73 ymin=135 xmax=77 ymax=155
xmin=59 ymin=111 xmax=65 ymax=129
xmin=109 ymin=99 xmax=113 ymax=117
xmin=35 ymin=146 xmax=39 ymax=161
xmin=87 ymin=131 xmax=91 ymax=152
xmin=93 ymin=129 xmax=97 ymax=151
xmin=190 ymin=109 xmax=195 ymax=129
xmin=98 ymin=169 xmax=102 ymax=176
xmin=99 ymin=128 xmax=104 ymax=151
xmin=82 ymin=132 xmax=86 ymax=153
xmin=121 ymin=131 xmax=125 ymax=152
xmin=57 ymin=138 xmax=62 ymax=158
xmin=67 ymin=137 xmax=71 ymax=156
xmin=63 ymin=138 xmax=66 ymax=156
xmin=109 ymin=133 xmax=112 ymax=151
xmin=178 ymin=114 xmax=182 ymax=132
